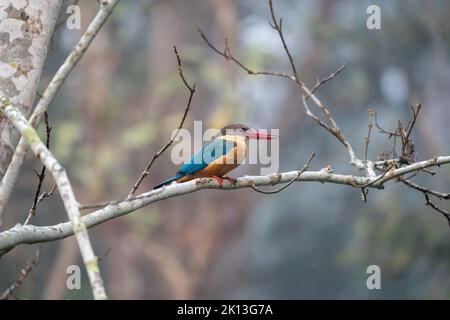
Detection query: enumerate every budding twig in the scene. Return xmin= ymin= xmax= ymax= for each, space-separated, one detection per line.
xmin=127 ymin=46 xmax=196 ymax=199
xmin=25 ymin=112 xmax=54 ymax=225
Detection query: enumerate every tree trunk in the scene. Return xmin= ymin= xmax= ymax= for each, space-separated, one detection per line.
xmin=0 ymin=0 xmax=61 ymax=176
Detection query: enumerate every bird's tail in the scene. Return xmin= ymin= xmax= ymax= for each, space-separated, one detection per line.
xmin=153 ymin=173 xmax=184 ymax=189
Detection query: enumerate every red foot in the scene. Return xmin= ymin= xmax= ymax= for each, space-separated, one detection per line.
xmin=212 ymin=175 xmax=224 ymax=188
xmin=211 ymin=175 xmax=237 ymax=188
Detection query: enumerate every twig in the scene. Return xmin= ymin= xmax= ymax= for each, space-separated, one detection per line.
xmin=199 ymin=5 xmax=363 ymax=169
xmin=362 ymin=109 xmax=376 ymax=196
xmin=251 ymin=153 xmax=315 ymax=194
xmin=398 ymin=104 xmax=421 ymax=164
xmin=268 ymin=0 xmax=302 ymax=83
xmin=127 ymin=46 xmax=196 ymax=199
xmin=400 ymin=175 xmax=449 ymax=227
xmin=359 ymin=164 xmax=395 ymax=188
xmin=400 ymin=178 xmax=449 ymax=200
xmin=198 ymin=29 xmax=295 ymax=81
xmin=0 ymin=0 xmax=120 ymax=220
xmin=405 ymin=104 xmax=422 ymax=144
xmin=1 ymin=247 xmax=41 ymax=300
xmin=306 ymin=63 xmax=347 ymax=101
xmin=24 ymin=112 xmax=53 ymax=225
xmin=302 ymin=96 xmax=334 ymax=133
xmin=373 ymin=108 xmax=400 ymax=137
xmin=364 ymin=109 xmax=376 ymax=178
xmin=0 ymin=99 xmax=107 ymax=300
xmin=424 ymin=193 xmax=450 ymax=227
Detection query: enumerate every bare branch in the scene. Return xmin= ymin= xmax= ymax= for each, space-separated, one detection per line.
xmin=364 ymin=109 xmax=376 ymax=178
xmin=0 ymin=99 xmax=107 ymax=300
xmin=198 ymin=29 xmax=295 ymax=81
xmin=268 ymin=0 xmax=302 ymax=83
xmin=1 ymin=247 xmax=41 ymax=300
xmin=405 ymin=104 xmax=422 ymax=143
xmin=25 ymin=112 xmax=53 ymax=225
xmin=425 ymin=194 xmax=450 ymax=226
xmin=400 ymin=177 xmax=450 ymax=227
xmin=0 ymin=0 xmax=119 ymax=221
xmin=0 ymin=155 xmax=449 ymax=256
xmin=306 ymin=63 xmax=347 ymax=101
xmin=127 ymin=46 xmax=196 ymax=199
xmin=199 ymin=14 xmax=364 ymax=169
xmin=400 ymin=178 xmax=450 ymax=200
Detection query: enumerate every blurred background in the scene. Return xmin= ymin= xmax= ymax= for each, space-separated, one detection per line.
xmin=1 ymin=0 xmax=450 ymax=299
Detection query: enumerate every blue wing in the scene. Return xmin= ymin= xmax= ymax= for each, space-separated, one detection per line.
xmin=153 ymin=138 xmax=235 ymax=189
xmin=177 ymin=138 xmax=235 ymax=175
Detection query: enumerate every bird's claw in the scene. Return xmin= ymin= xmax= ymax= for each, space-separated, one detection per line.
xmin=212 ymin=176 xmax=238 ymax=188
xmin=212 ymin=175 xmax=224 ymax=188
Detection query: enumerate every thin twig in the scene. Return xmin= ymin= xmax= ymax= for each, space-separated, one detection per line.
xmin=364 ymin=109 xmax=374 ymax=177
xmin=306 ymin=63 xmax=347 ymax=101
xmin=268 ymin=0 xmax=301 ymax=83
xmin=1 ymin=247 xmax=41 ymax=300
xmin=373 ymin=108 xmax=400 ymax=137
xmin=359 ymin=164 xmax=395 ymax=188
xmin=25 ymin=112 xmax=52 ymax=225
xmin=400 ymin=178 xmax=450 ymax=200
xmin=251 ymin=153 xmax=315 ymax=194
xmin=424 ymin=194 xmax=450 ymax=227
xmin=127 ymin=46 xmax=196 ymax=199
xmin=198 ymin=29 xmax=295 ymax=81
xmin=199 ymin=6 xmax=362 ymax=169
xmin=423 ymin=192 xmax=450 ymax=227
xmin=405 ymin=104 xmax=422 ymax=143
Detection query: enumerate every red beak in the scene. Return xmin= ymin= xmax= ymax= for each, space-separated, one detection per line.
xmin=245 ymin=129 xmax=278 ymax=140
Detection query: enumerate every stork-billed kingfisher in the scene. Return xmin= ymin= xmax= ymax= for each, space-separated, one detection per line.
xmin=154 ymin=124 xmax=277 ymax=189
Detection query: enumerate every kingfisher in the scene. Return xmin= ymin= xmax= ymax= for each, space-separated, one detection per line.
xmin=154 ymin=123 xmax=277 ymax=189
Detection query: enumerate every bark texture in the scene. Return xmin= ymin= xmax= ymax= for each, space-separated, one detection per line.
xmin=0 ymin=0 xmax=61 ymax=176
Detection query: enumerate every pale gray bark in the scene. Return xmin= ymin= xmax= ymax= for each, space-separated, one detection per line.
xmin=0 ymin=155 xmax=448 ymax=256
xmin=0 ymin=0 xmax=119 ymax=223
xmin=0 ymin=0 xmax=61 ymax=176
xmin=0 ymin=99 xmax=107 ymax=299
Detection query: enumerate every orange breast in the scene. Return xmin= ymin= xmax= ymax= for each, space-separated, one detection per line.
xmin=177 ymin=135 xmax=247 ymax=183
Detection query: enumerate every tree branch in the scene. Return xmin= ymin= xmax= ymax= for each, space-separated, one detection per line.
xmin=0 ymin=98 xmax=107 ymax=300
xmin=127 ymin=46 xmax=196 ymax=199
xmin=0 ymin=0 xmax=62 ymax=177
xmin=199 ymin=2 xmax=365 ymax=169
xmin=1 ymin=247 xmax=41 ymax=300
xmin=251 ymin=153 xmax=315 ymax=194
xmin=0 ymin=155 xmax=448 ymax=255
xmin=0 ymin=0 xmax=119 ymax=222
xmin=25 ymin=112 xmax=53 ymax=226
